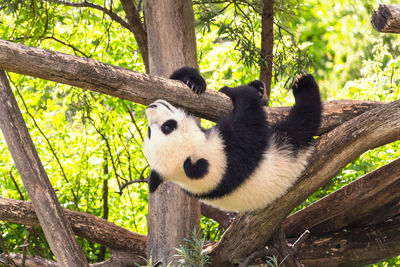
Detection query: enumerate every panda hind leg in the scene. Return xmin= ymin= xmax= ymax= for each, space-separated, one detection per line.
xmin=275 ymin=74 xmax=322 ymax=149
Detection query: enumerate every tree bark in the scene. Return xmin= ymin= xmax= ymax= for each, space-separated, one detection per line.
xmin=119 ymin=0 xmax=149 ymax=73
xmin=0 ymin=71 xmax=88 ymax=266
xmin=284 ymin=157 xmax=400 ymax=237
xmin=260 ymin=0 xmax=274 ymax=105
xmin=143 ymin=0 xmax=201 ymax=264
xmin=0 ymin=39 xmax=385 ymax=131
xmin=372 ymin=4 xmax=400 ymax=33
xmin=0 ymin=196 xmax=147 ymax=264
xmin=296 ymin=217 xmax=400 ymax=266
xmin=209 ymin=100 xmax=400 ymax=266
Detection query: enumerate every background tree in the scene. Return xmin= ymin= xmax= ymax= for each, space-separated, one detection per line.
xmin=0 ymin=0 xmax=399 ymax=266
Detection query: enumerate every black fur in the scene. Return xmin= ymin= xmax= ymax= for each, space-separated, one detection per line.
xmin=149 ymin=170 xmax=163 ymax=192
xmin=161 ymin=119 xmax=177 ymax=135
xmin=194 ymin=84 xmax=270 ymax=199
xmin=183 ymin=157 xmax=210 ymax=179
xmin=151 ymin=67 xmax=321 ymax=199
xmin=170 ymin=67 xmax=206 ymax=94
xmin=273 ymin=74 xmax=322 ymax=149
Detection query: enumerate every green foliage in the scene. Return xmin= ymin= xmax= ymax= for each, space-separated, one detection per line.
xmin=172 ymin=229 xmax=210 ymax=267
xmin=0 ymin=0 xmax=400 ymax=265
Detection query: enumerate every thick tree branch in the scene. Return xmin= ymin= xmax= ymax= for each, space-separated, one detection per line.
xmin=372 ymin=4 xmax=400 ymax=33
xmin=0 ymin=39 xmax=229 ymax=121
xmin=0 ymin=253 xmax=57 ymax=267
xmin=120 ymin=0 xmax=149 ymax=72
xmin=0 ymin=71 xmax=88 ymax=266
xmin=0 ymin=40 xmax=384 ymax=130
xmin=201 ymin=203 xmax=236 ymax=229
xmin=0 ymin=196 xmax=147 ymax=264
xmin=209 ymin=100 xmax=400 ymax=266
xmin=296 ymin=217 xmax=400 ymax=266
xmin=284 ymin=157 xmax=400 ymax=237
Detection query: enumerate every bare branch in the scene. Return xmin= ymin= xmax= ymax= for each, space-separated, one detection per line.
xmin=284 ymin=157 xmax=400 ymax=237
xmin=297 ymin=217 xmax=400 ymax=266
xmin=0 ymin=196 xmax=147 ymax=263
xmin=42 ymin=0 xmax=131 ymax=31
xmin=0 ymin=71 xmax=88 ymax=266
xmin=0 ymin=40 xmax=384 ymax=129
xmin=120 ymin=0 xmax=149 ymax=72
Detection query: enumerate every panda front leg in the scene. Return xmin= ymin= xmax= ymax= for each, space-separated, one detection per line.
xmin=275 ymin=74 xmax=322 ymax=148
xmin=170 ymin=67 xmax=206 ymax=94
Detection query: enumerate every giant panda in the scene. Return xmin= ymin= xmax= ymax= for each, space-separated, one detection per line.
xmin=143 ymin=67 xmax=322 ymax=212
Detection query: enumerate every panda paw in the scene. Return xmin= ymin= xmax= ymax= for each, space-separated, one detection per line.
xmin=248 ymin=80 xmax=265 ymax=98
xmin=292 ymin=74 xmax=318 ymax=94
xmin=170 ymin=67 xmax=206 ymax=94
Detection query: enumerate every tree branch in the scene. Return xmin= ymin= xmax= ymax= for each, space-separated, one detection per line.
xmin=0 ymin=196 xmax=147 ymax=264
xmin=296 ymin=217 xmax=400 ymax=266
xmin=372 ymin=4 xmax=400 ymax=34
xmin=0 ymin=40 xmax=384 ymax=129
xmin=0 ymin=71 xmax=88 ymax=266
xmin=209 ymin=100 xmax=400 ymax=266
xmin=284 ymin=157 xmax=400 ymax=237
xmin=43 ymin=0 xmax=131 ymax=31
xmin=120 ymin=0 xmax=149 ymax=72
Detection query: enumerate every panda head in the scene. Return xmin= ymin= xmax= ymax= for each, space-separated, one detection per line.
xmin=143 ymin=100 xmax=205 ymax=182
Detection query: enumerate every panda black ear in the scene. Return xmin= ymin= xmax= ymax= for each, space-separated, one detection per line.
xmin=148 ymin=170 xmax=163 ymax=193
xmin=170 ymin=67 xmax=207 ymax=94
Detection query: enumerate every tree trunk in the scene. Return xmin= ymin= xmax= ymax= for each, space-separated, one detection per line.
xmin=260 ymin=0 xmax=274 ymax=105
xmin=372 ymin=4 xmax=400 ymax=33
xmin=0 ymin=71 xmax=88 ymax=266
xmin=143 ymin=0 xmax=201 ymax=264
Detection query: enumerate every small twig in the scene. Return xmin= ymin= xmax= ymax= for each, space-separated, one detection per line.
xmin=292 ymin=230 xmax=310 ymax=254
xmin=41 ymin=0 xmax=131 ymax=30
xmin=0 ymin=232 xmax=18 ymax=267
xmin=9 ymin=171 xmax=24 ymax=200
xmin=8 ymin=75 xmax=80 ymax=210
xmin=239 ymin=246 xmax=278 ymax=267
xmin=126 ymin=105 xmax=144 ymax=142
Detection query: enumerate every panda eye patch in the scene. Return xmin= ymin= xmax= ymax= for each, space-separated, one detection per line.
xmin=161 ymin=119 xmax=177 ymax=135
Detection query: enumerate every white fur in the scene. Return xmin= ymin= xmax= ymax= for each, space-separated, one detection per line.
xmin=201 ymin=138 xmax=313 ymax=211
xmin=143 ymin=100 xmax=313 ymax=212
xmin=143 ymin=100 xmax=227 ymax=194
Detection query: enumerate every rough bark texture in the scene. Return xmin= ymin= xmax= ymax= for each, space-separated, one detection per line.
xmin=260 ymin=0 xmax=274 ymax=104
xmin=0 ymin=39 xmax=229 ymax=121
xmin=284 ymin=158 xmax=400 ymax=237
xmin=0 ymin=40 xmax=384 ymax=130
xmin=0 ymin=71 xmax=88 ymax=266
xmin=120 ymin=0 xmax=149 ymax=73
xmin=297 ymin=217 xmax=400 ymax=266
xmin=209 ymin=100 xmax=400 ymax=266
xmin=0 ymin=252 xmax=58 ymax=267
xmin=372 ymin=4 xmax=400 ymax=33
xmin=143 ymin=0 xmax=201 ymax=264
xmin=0 ymin=197 xmax=147 ymax=265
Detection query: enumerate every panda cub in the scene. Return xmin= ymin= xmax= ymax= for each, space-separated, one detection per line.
xmin=143 ymin=67 xmax=322 ymax=212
